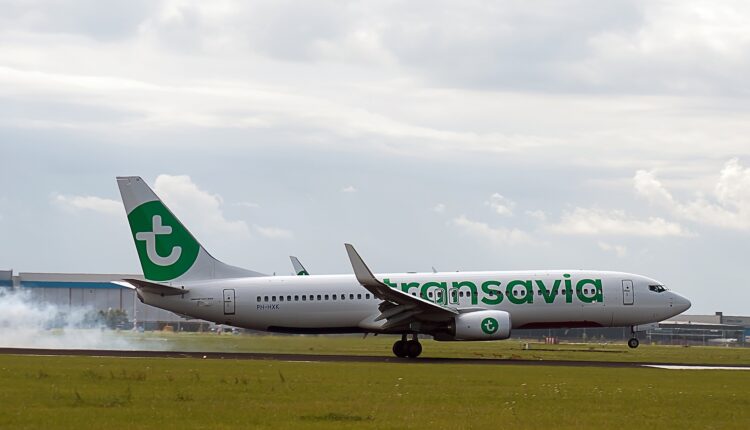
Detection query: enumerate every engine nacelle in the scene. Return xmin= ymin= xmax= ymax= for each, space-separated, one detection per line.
xmin=451 ymin=310 xmax=512 ymax=341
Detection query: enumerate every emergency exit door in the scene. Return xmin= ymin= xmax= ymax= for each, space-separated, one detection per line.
xmin=223 ymin=289 xmax=236 ymax=315
xmin=622 ymin=280 xmax=634 ymax=305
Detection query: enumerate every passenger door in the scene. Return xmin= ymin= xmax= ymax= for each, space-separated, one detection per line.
xmin=622 ymin=280 xmax=634 ymax=305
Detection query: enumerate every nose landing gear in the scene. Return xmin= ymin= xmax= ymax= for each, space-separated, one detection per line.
xmin=628 ymin=326 xmax=640 ymax=349
xmin=392 ymin=334 xmax=422 ymax=358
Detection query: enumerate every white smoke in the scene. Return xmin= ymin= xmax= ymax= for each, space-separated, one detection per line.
xmin=0 ymin=289 xmax=137 ymax=350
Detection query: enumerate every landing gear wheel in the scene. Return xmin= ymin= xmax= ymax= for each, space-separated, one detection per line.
xmin=628 ymin=338 xmax=640 ymax=349
xmin=392 ymin=340 xmax=408 ymax=357
xmin=405 ymin=340 xmax=422 ymax=358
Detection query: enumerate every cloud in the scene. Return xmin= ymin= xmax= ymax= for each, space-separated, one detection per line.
xmin=53 ymin=194 xmax=121 ymax=215
xmin=525 ymin=209 xmax=546 ymax=222
xmin=253 ymin=225 xmax=293 ymax=239
xmin=433 ymin=203 xmax=446 ymax=213
xmin=485 ymin=193 xmax=515 ymax=216
xmin=341 ymin=185 xmax=357 ymax=193
xmin=235 ymin=201 xmax=260 ymax=208
xmin=153 ymin=174 xmax=251 ymax=237
xmin=451 ymin=215 xmax=531 ymax=246
xmin=5 ymin=1 xmax=748 ymax=96
xmin=545 ymin=207 xmax=689 ymax=237
xmin=597 ymin=241 xmax=627 ymax=258
xmin=635 ymin=158 xmax=750 ymax=230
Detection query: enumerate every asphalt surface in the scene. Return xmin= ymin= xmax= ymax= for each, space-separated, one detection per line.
xmin=1 ymin=347 xmax=747 ymax=369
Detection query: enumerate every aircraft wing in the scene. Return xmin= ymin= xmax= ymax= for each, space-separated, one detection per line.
xmin=345 ymin=244 xmax=457 ymax=330
xmin=114 ymin=278 xmax=188 ymax=296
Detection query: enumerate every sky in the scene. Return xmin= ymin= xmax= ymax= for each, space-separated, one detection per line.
xmin=1 ymin=0 xmax=750 ymax=314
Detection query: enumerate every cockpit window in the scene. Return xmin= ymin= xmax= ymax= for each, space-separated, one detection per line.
xmin=649 ymin=284 xmax=666 ymax=293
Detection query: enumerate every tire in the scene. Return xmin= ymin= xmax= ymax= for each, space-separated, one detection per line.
xmin=405 ymin=340 xmax=422 ymax=358
xmin=392 ymin=340 xmax=408 ymax=357
xmin=628 ymin=338 xmax=640 ymax=349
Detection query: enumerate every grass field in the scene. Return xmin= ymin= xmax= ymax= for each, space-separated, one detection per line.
xmin=0 ymin=353 xmax=749 ymax=430
xmin=118 ymin=332 xmax=750 ymax=365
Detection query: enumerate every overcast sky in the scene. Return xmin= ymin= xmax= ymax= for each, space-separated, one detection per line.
xmin=2 ymin=0 xmax=750 ymax=314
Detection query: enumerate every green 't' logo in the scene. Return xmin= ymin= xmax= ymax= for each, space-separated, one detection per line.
xmin=481 ymin=317 xmax=499 ymax=335
xmin=127 ymin=201 xmax=200 ymax=281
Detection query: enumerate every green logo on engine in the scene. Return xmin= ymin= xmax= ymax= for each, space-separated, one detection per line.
xmin=127 ymin=200 xmax=200 ymax=281
xmin=481 ymin=317 xmax=499 ymax=335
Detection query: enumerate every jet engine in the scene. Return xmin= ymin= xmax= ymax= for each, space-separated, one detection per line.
xmin=435 ymin=310 xmax=512 ymax=341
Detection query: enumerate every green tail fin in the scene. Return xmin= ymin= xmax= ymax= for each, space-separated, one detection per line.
xmin=116 ymin=176 xmax=264 ymax=282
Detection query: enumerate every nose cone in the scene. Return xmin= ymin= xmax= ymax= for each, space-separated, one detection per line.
xmin=673 ymin=293 xmax=691 ymax=314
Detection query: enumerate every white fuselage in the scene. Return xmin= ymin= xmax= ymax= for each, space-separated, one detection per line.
xmin=138 ymin=270 xmax=691 ymax=337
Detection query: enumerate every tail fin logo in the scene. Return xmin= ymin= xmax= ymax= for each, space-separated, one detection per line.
xmin=135 ymin=215 xmax=182 ymax=266
xmin=127 ymin=201 xmax=200 ymax=281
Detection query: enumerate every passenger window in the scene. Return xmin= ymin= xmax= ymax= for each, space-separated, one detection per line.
xmin=287 ymin=295 xmax=291 ymax=301
xmin=264 ymin=296 xmax=268 ymax=302
xmin=280 ymin=296 xmax=284 ymax=302
xmin=366 ymin=294 xmax=370 ymax=299
xmin=357 ymin=294 xmax=362 ymax=300
xmin=317 ymin=295 xmax=322 ymax=301
xmin=302 ymin=295 xmax=306 ymax=301
xmin=256 ymin=296 xmax=261 ymax=302
xmin=325 ymin=294 xmax=329 ymax=300
xmin=310 ymin=295 xmax=314 ymax=301
xmin=295 ymin=295 xmax=299 ymax=301
xmin=349 ymin=294 xmax=354 ymax=300
xmin=428 ymin=292 xmax=433 ymax=298
xmin=333 ymin=294 xmax=337 ymax=300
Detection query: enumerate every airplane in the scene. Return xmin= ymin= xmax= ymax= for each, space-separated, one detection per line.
xmin=116 ymin=176 xmax=692 ymax=358
xmin=290 ymin=256 xmax=309 ymax=276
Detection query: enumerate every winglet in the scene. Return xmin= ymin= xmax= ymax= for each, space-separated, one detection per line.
xmin=345 ymin=243 xmax=379 ymax=288
xmin=345 ymin=243 xmax=459 ymax=317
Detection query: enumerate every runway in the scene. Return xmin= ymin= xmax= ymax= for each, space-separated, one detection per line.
xmin=1 ymin=347 xmax=748 ymax=369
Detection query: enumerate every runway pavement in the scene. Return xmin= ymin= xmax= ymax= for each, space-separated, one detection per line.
xmin=1 ymin=347 xmax=748 ymax=369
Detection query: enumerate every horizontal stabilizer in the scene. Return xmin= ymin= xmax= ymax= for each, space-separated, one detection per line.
xmin=117 ymin=278 xmax=187 ymax=296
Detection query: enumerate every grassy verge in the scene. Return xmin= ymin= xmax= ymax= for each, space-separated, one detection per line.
xmin=0 ymin=355 xmax=748 ymax=429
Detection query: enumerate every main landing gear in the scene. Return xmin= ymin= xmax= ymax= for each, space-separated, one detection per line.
xmin=393 ymin=334 xmax=422 ymax=358
xmin=628 ymin=326 xmax=640 ymax=349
